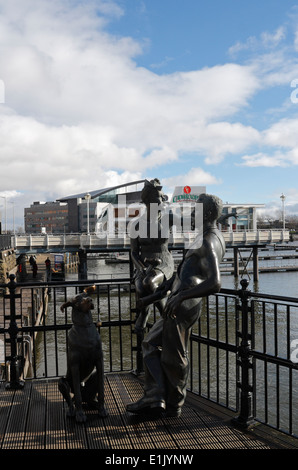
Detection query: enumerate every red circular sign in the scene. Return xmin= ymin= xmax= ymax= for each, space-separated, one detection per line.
xmin=184 ymin=186 xmax=191 ymax=194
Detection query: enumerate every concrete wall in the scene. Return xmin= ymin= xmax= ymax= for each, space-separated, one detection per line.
xmin=0 ymin=249 xmax=17 ymax=283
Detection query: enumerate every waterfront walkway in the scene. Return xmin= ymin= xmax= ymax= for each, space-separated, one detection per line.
xmin=0 ymin=373 xmax=297 ymax=451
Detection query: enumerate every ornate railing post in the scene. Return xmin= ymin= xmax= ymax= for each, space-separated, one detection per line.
xmin=232 ymin=278 xmax=255 ymax=429
xmin=131 ymin=301 xmax=144 ymax=375
xmin=5 ymin=274 xmax=24 ymax=390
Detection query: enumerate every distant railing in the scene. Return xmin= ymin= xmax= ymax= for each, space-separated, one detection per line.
xmin=11 ymin=229 xmax=290 ymax=250
xmin=0 ymin=275 xmax=297 ymax=438
xmin=0 ymin=234 xmax=11 ymax=250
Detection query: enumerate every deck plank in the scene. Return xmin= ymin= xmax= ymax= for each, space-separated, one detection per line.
xmin=2 ymin=386 xmax=30 ymax=449
xmin=0 ymin=374 xmax=296 ymax=450
xmin=107 ymin=374 xmax=156 ymax=449
xmin=23 ymin=381 xmax=47 ymax=449
xmin=121 ymin=373 xmax=180 ymax=449
xmin=99 ymin=377 xmax=133 ymax=449
xmin=45 ymin=379 xmax=67 ymax=449
xmin=0 ymin=386 xmax=15 ymax=448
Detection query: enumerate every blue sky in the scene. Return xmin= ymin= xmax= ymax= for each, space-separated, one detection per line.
xmin=1 ymin=0 xmax=298 ymax=228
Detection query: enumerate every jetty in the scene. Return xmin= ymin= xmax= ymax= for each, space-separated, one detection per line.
xmin=0 ymin=233 xmax=298 ymax=451
xmin=0 ymin=373 xmax=297 ymax=450
xmin=0 ymin=271 xmax=297 ymax=451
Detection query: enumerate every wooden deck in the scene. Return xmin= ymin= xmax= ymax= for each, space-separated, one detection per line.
xmin=0 ymin=373 xmax=297 ymax=452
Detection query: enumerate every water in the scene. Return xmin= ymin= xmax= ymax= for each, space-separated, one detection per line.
xmin=86 ymin=248 xmax=298 ymax=297
xmin=35 ymin=247 xmax=298 ymax=435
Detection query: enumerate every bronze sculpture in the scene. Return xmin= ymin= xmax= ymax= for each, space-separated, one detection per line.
xmin=130 ymin=178 xmax=175 ymax=333
xmin=58 ymin=286 xmax=108 ymax=423
xmin=126 ymin=193 xmax=226 ymax=417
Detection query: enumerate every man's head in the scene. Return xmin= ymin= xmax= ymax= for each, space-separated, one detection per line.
xmin=141 ymin=178 xmax=167 ymax=205
xmin=197 ymin=193 xmax=223 ymax=223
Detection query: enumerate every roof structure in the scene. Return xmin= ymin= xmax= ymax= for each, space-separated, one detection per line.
xmin=57 ymin=179 xmax=146 ymax=201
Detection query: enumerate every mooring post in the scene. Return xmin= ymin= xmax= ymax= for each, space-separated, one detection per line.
xmin=233 ymin=247 xmax=239 ymax=277
xmin=253 ymin=246 xmax=259 ymax=282
xmin=78 ymin=249 xmax=88 ymax=282
xmin=5 ymin=274 xmax=24 ymax=390
xmin=232 ymin=278 xmax=255 ymax=429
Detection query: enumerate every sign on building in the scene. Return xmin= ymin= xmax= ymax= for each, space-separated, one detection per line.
xmin=171 ymin=186 xmax=206 ymax=204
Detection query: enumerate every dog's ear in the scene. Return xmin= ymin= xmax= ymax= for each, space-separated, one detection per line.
xmin=83 ymin=285 xmax=96 ymax=295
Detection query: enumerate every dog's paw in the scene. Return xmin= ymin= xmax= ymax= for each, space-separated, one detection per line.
xmin=98 ymin=405 xmax=108 ymax=418
xmin=75 ymin=410 xmax=87 ymax=423
xmin=66 ymin=407 xmax=76 ymax=418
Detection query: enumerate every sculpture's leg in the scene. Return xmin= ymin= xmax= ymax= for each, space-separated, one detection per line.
xmin=161 ymin=318 xmax=189 ymax=416
xmin=94 ymin=354 xmax=108 ymax=418
xmin=58 ymin=376 xmax=75 ymax=417
xmin=161 ymin=300 xmax=201 ymax=416
xmin=142 ymin=317 xmax=166 ymax=400
xmin=71 ymin=364 xmax=86 ymax=423
xmin=126 ymin=317 xmax=166 ymax=414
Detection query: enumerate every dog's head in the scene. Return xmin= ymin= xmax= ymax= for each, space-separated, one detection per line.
xmin=72 ymin=293 xmax=94 ymax=313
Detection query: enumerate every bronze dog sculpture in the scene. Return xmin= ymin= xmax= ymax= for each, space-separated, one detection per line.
xmin=58 ymin=286 xmax=108 ymax=423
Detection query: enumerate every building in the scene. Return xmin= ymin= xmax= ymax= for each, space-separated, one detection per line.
xmin=57 ymin=180 xmax=145 ymax=233
xmin=24 ymin=182 xmax=265 ymax=235
xmin=220 ymin=203 xmax=264 ymax=231
xmin=24 ymin=180 xmax=146 ymax=234
xmin=170 ymin=186 xmax=264 ymax=232
xmin=24 ymin=201 xmax=68 ymax=234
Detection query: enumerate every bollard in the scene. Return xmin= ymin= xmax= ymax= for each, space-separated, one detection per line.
xmin=232 ymin=278 xmax=255 ymax=429
xmin=5 ymin=274 xmax=24 ymax=390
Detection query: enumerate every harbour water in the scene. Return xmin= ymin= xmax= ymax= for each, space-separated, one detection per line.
xmin=85 ymin=244 xmax=298 ymax=297
xmin=35 ymin=244 xmax=298 ymax=435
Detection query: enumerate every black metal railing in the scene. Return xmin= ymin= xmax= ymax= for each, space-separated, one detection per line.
xmin=0 ymin=234 xmax=11 ymax=250
xmin=188 ymin=280 xmax=298 ymax=437
xmin=0 ymin=274 xmax=297 ymax=438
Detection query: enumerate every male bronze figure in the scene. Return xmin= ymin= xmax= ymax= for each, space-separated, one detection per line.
xmin=126 ymin=193 xmax=226 ymax=417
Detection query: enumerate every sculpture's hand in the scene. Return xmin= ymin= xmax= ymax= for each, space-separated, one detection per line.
xmin=136 ymin=298 xmax=144 ymax=309
xmin=164 ymin=292 xmax=183 ymax=319
xmin=144 ymin=257 xmax=162 ymax=267
xmin=134 ymin=313 xmax=147 ymax=334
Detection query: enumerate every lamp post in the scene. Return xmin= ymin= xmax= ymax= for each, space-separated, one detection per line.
xmin=280 ymin=193 xmax=286 ymax=230
xmin=85 ymin=193 xmax=91 ymax=234
xmin=0 ymin=196 xmax=7 ymax=233
xmin=8 ymin=200 xmax=15 ymax=234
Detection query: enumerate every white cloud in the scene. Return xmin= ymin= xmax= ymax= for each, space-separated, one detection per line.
xmin=1 ymin=0 xmax=298 ymax=222
xmin=228 ymin=26 xmax=286 ymax=57
xmin=163 ymin=167 xmax=221 ymax=189
xmin=263 ymin=118 xmax=298 ymax=148
xmin=241 ymin=152 xmax=288 ymax=167
xmin=0 ymin=0 xmax=263 ymax=207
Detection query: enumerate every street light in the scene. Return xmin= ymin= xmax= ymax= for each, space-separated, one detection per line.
xmin=85 ymin=193 xmax=91 ymax=234
xmin=9 ymin=201 xmax=15 ymax=234
xmin=280 ymin=193 xmax=286 ymax=230
xmin=0 ymin=196 xmax=7 ymax=233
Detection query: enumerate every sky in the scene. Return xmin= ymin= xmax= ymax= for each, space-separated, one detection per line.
xmin=1 ymin=0 xmax=298 ymax=229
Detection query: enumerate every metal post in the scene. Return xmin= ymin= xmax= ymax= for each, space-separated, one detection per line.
xmin=5 ymin=274 xmax=24 ymax=390
xmin=232 ymin=278 xmax=255 ymax=429
xmin=78 ymin=249 xmax=88 ymax=282
xmin=135 ymin=328 xmax=144 ymax=375
xmin=233 ymin=247 xmax=239 ymax=277
xmin=280 ymin=193 xmax=286 ymax=230
xmin=253 ymin=246 xmax=259 ymax=282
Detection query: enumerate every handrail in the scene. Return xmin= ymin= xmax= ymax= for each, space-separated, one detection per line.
xmin=1 ymin=274 xmax=297 ymax=437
